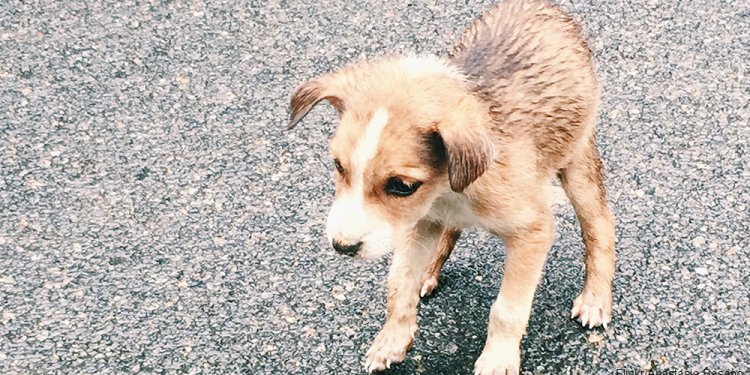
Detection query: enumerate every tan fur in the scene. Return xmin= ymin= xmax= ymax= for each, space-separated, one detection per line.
xmin=288 ymin=0 xmax=615 ymax=373
xmin=419 ymin=228 xmax=461 ymax=297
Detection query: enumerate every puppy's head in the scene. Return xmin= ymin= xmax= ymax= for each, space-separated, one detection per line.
xmin=288 ymin=56 xmax=495 ymax=259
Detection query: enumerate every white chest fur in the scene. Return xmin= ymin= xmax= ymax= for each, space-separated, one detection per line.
xmin=425 ymin=191 xmax=485 ymax=229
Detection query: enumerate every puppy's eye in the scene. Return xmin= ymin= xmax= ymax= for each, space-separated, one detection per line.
xmin=385 ymin=177 xmax=422 ymax=197
xmin=333 ymin=159 xmax=344 ymax=175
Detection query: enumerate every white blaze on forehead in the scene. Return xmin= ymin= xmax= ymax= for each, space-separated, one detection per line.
xmin=326 ymin=107 xmax=390 ymax=245
xmin=352 ymin=107 xmax=390 ymax=173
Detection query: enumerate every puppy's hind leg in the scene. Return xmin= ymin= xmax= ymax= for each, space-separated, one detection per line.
xmin=365 ymin=220 xmax=442 ymax=373
xmin=475 ymin=206 xmax=554 ymax=375
xmin=420 ymin=228 xmax=461 ymax=298
xmin=560 ymin=135 xmax=616 ymax=329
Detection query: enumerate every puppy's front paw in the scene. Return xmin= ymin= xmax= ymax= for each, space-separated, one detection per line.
xmin=571 ymin=287 xmax=612 ymax=329
xmin=364 ymin=323 xmax=416 ymax=373
xmin=473 ymin=343 xmax=520 ymax=375
xmin=419 ymin=275 xmax=439 ymax=298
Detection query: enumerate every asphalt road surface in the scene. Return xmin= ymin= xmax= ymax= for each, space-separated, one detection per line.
xmin=1 ymin=0 xmax=749 ymax=374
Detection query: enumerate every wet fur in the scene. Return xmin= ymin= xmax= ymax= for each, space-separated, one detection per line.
xmin=288 ymin=0 xmax=616 ymax=373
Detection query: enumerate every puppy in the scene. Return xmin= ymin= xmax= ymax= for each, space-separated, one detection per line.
xmin=288 ymin=0 xmax=616 ymax=373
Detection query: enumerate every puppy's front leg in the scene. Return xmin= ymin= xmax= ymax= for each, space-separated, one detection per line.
xmin=365 ymin=220 xmax=442 ymax=373
xmin=474 ymin=212 xmax=554 ymax=375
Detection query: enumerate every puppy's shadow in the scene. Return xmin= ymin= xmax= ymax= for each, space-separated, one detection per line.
xmin=388 ymin=238 xmax=595 ymax=375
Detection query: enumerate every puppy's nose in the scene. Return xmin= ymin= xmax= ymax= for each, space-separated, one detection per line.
xmin=332 ymin=239 xmax=362 ymax=256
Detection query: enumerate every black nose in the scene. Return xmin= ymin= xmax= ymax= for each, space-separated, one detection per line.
xmin=332 ymin=239 xmax=362 ymax=256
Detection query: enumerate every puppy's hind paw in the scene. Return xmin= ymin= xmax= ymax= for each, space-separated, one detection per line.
xmin=473 ymin=343 xmax=520 ymax=375
xmin=571 ymin=289 xmax=612 ymax=329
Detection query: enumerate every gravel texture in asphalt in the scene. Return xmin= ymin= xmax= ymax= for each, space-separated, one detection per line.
xmin=1 ymin=0 xmax=749 ymax=374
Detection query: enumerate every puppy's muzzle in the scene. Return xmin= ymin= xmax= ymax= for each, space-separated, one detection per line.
xmin=332 ymin=239 xmax=362 ymax=257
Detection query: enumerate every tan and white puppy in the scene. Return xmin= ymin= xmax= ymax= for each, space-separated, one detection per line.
xmin=288 ymin=0 xmax=616 ymax=373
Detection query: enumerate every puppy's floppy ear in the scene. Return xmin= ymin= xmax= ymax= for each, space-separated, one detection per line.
xmin=436 ymin=99 xmax=496 ymax=192
xmin=288 ymin=76 xmax=344 ymax=129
